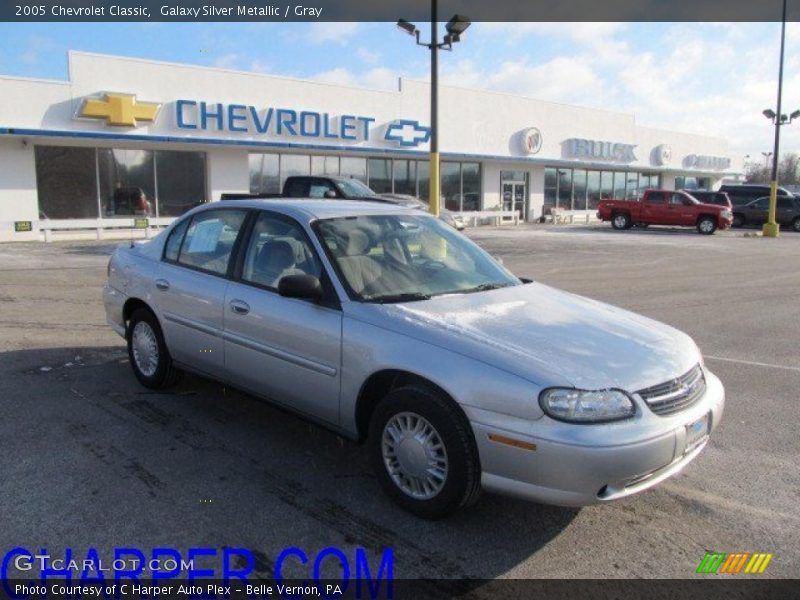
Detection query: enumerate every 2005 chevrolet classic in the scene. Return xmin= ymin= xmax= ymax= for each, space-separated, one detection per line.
xmin=104 ymin=199 xmax=724 ymax=518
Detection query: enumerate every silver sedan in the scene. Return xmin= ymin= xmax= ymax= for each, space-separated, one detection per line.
xmin=104 ymin=199 xmax=724 ymax=519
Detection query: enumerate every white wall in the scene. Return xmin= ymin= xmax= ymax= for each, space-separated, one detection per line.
xmin=207 ymin=147 xmax=249 ymax=201
xmin=0 ymin=138 xmax=39 ymax=242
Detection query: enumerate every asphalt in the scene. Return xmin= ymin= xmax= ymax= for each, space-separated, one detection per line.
xmin=0 ymin=223 xmax=798 ymax=581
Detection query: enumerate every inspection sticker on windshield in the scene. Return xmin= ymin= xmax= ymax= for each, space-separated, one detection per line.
xmin=686 ymin=413 xmax=710 ymax=452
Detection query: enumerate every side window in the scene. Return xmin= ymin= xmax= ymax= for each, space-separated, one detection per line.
xmin=241 ymin=212 xmax=322 ymax=289
xmin=754 ymin=198 xmax=769 ymax=209
xmin=669 ymin=194 xmax=685 ymax=205
xmin=177 ymin=209 xmax=246 ymax=276
xmin=647 ymin=192 xmax=666 ymax=204
xmin=777 ymin=197 xmax=792 ymax=210
xmin=308 ymin=179 xmax=337 ymax=198
xmin=164 ymin=218 xmax=189 ymax=262
xmin=284 ymin=179 xmax=309 ymax=197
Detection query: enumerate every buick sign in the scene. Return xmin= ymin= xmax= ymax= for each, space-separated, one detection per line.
xmin=521 ymin=127 xmax=543 ymax=155
xmin=653 ymin=144 xmax=673 ymax=166
xmin=566 ymin=138 xmax=637 ymax=163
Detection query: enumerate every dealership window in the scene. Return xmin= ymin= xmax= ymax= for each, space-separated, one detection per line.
xmin=249 ymin=153 xmax=280 ymax=195
xmin=340 ymin=157 xmax=367 ymax=183
xmin=545 ymin=167 xmax=661 ymax=211
xmin=367 ymin=158 xmax=392 ymax=193
xmin=572 ymin=169 xmax=588 ymax=210
xmin=36 ymin=145 xmax=207 ymax=220
xmin=280 ymin=154 xmax=311 ymax=188
xmin=393 ymin=159 xmax=416 ymax=196
xmin=586 ymin=171 xmax=602 ymax=210
xmin=98 ymin=149 xmax=156 ymax=218
xmin=311 ymin=155 xmax=340 ymax=176
xmin=462 ymin=163 xmax=481 ymax=211
xmin=441 ymin=162 xmax=462 ymax=211
xmin=557 ymin=169 xmax=573 ymax=209
xmin=156 ymin=151 xmax=207 ymax=217
xmin=417 ymin=160 xmax=430 ymax=201
xmin=675 ymin=176 xmax=709 ymax=191
xmin=35 ymin=146 xmax=98 ymax=220
xmin=544 ymin=168 xmax=557 ymax=211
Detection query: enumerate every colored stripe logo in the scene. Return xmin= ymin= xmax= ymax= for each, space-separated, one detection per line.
xmin=696 ymin=552 xmax=773 ymax=574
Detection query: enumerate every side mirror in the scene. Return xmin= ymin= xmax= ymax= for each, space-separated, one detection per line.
xmin=323 ymin=190 xmax=337 ymax=199
xmin=278 ymin=274 xmax=323 ymax=301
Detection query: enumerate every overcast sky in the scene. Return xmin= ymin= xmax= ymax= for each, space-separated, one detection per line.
xmin=1 ymin=21 xmax=798 ymax=165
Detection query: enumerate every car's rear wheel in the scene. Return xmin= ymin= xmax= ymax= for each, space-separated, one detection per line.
xmin=732 ymin=213 xmax=745 ymax=228
xmin=368 ymin=385 xmax=481 ymax=519
xmin=611 ymin=213 xmax=631 ymax=230
xmin=127 ymin=308 xmax=180 ymax=389
xmin=792 ymin=217 xmax=800 ymax=232
xmin=697 ymin=216 xmax=717 ymax=235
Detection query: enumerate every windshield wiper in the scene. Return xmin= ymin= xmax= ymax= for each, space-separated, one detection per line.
xmin=363 ymin=292 xmax=432 ymax=304
xmin=456 ymin=282 xmax=514 ymax=295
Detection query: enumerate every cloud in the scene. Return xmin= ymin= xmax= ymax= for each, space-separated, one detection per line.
xmin=312 ymin=66 xmax=400 ymax=90
xmin=18 ymin=34 xmax=55 ymax=66
xmin=306 ymin=22 xmax=359 ymax=45
xmin=356 ymin=47 xmax=380 ymax=65
xmin=211 ymin=53 xmax=240 ymax=69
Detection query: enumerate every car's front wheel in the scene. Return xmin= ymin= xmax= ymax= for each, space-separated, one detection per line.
xmin=697 ymin=216 xmax=717 ymax=235
xmin=127 ymin=307 xmax=180 ymax=389
xmin=732 ymin=213 xmax=745 ymax=228
xmin=368 ymin=385 xmax=481 ymax=519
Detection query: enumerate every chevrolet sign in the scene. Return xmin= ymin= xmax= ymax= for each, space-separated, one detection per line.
xmin=566 ymin=138 xmax=637 ymax=163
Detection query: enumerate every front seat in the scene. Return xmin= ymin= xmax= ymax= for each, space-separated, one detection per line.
xmin=336 ymin=229 xmax=382 ymax=295
xmin=253 ymin=239 xmax=302 ymax=288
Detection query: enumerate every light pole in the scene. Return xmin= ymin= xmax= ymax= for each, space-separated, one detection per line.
xmin=397 ymin=6 xmax=471 ymax=216
xmin=762 ymin=0 xmax=795 ymax=238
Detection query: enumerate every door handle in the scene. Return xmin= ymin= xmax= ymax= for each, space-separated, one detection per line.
xmin=229 ymin=299 xmax=250 ymax=315
xmin=155 ymin=279 xmax=170 ymax=291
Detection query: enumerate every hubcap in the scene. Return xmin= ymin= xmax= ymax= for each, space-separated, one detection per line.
xmin=614 ymin=216 xmax=626 ymax=228
xmin=131 ymin=321 xmax=159 ymax=377
xmin=700 ymin=219 xmax=714 ymax=232
xmin=382 ymin=412 xmax=448 ymax=500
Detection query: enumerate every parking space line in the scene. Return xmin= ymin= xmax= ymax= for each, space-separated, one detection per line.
xmin=705 ymin=355 xmax=800 ymax=373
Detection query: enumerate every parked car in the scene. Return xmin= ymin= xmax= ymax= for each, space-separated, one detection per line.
xmin=105 ymin=199 xmax=724 ymax=518
xmin=106 ymin=186 xmax=152 ymax=217
xmin=718 ymin=184 xmax=795 ymax=207
xmin=687 ymin=190 xmax=732 ymax=209
xmin=732 ymin=195 xmax=800 ymax=231
xmin=597 ymin=190 xmax=733 ymax=234
xmin=379 ymin=193 xmax=465 ymax=230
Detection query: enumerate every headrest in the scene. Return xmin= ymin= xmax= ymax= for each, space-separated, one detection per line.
xmin=343 ymin=229 xmax=370 ymax=256
xmin=257 ymin=239 xmax=295 ymax=272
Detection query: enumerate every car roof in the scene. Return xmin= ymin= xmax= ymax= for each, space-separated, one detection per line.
xmin=206 ymin=198 xmax=420 ymax=222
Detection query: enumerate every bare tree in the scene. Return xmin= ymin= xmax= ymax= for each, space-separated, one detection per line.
xmin=745 ymin=152 xmax=799 ymax=185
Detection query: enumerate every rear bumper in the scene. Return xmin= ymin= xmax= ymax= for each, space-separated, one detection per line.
xmin=472 ymin=369 xmax=725 ymax=507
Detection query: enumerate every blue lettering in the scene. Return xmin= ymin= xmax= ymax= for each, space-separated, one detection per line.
xmin=176 ymin=99 xmax=197 ymax=129
xmin=222 ymin=548 xmax=253 ymax=587
xmin=299 ymin=111 xmax=321 ymax=137
xmin=250 ymin=107 xmax=273 ymax=134
xmin=322 ymin=114 xmax=338 ymax=139
xmin=200 ymin=102 xmax=224 ymax=131
xmin=228 ymin=104 xmax=249 ymax=132
xmin=80 ymin=548 xmax=106 ymax=586
xmin=186 ymin=548 xmax=216 ymax=599
xmin=313 ymin=548 xmax=349 ymax=599
xmin=113 ymin=548 xmax=145 ymax=589
xmin=357 ymin=117 xmax=375 ymax=141
xmin=356 ymin=548 xmax=393 ymax=600
xmin=275 ymin=548 xmax=308 ymax=599
xmin=340 ymin=115 xmax=357 ymax=140
xmin=276 ymin=109 xmax=297 ymax=135
xmin=2 ymin=548 xmax=34 ymax=599
xmin=41 ymin=547 xmax=72 ymax=582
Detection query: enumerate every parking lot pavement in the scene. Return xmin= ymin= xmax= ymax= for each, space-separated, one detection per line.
xmin=0 ymin=226 xmax=798 ymax=580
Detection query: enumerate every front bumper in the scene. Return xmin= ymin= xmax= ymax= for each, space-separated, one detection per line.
xmin=103 ymin=284 xmax=127 ymax=338
xmin=472 ymin=368 xmax=725 ymax=507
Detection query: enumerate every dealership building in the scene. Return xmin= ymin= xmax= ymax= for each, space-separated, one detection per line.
xmin=0 ymin=51 xmax=740 ymax=241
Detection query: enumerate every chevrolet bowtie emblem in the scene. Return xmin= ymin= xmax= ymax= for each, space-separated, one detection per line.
xmin=78 ymin=93 xmax=160 ymax=127
xmin=384 ymin=119 xmax=432 ymax=147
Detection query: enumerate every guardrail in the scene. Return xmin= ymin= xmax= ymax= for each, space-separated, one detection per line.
xmin=458 ymin=210 xmax=520 ymax=226
xmin=39 ymin=218 xmax=174 ymax=242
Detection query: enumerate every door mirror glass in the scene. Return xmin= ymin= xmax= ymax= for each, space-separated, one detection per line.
xmin=278 ymin=274 xmax=323 ymax=300
xmin=324 ymin=190 xmax=337 ymax=199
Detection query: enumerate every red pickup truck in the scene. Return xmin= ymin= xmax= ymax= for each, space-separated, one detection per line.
xmin=597 ymin=190 xmax=733 ymax=234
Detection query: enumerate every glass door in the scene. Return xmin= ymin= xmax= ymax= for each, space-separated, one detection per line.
xmin=501 ymin=181 xmax=527 ymax=220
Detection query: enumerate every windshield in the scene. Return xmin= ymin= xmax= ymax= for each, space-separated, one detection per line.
xmin=313 ymin=214 xmax=520 ymax=302
xmin=335 ymin=178 xmax=379 ymax=198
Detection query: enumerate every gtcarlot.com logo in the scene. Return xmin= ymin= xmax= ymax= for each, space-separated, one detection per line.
xmin=696 ymin=552 xmax=773 ymax=574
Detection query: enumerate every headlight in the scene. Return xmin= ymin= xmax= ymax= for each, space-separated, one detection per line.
xmin=539 ymin=388 xmax=635 ymax=423
xmin=721 ymin=209 xmax=732 ymax=218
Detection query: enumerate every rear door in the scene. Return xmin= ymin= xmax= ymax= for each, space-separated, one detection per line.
xmin=156 ymin=208 xmax=249 ymax=379
xmin=776 ymin=196 xmax=796 ymax=225
xmin=640 ymin=191 xmax=669 ymax=223
xmin=222 ymin=210 xmax=342 ymax=426
xmin=743 ymin=197 xmax=770 ymax=224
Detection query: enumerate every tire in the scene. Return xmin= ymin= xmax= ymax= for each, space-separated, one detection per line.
xmin=732 ymin=213 xmax=745 ymax=228
xmin=697 ymin=216 xmax=717 ymax=235
xmin=792 ymin=217 xmax=800 ymax=232
xmin=368 ymin=385 xmax=481 ymax=519
xmin=126 ymin=307 xmax=180 ymax=389
xmin=611 ymin=213 xmax=632 ymax=230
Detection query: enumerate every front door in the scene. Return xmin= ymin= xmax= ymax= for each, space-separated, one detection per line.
xmin=223 ymin=210 xmax=342 ymax=426
xmin=502 ymin=182 xmax=527 ymax=220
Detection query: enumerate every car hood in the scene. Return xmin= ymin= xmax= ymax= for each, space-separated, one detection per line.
xmin=346 ymin=283 xmax=700 ymax=392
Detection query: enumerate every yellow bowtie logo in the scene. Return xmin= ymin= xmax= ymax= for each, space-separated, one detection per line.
xmin=79 ymin=93 xmax=160 ymax=127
